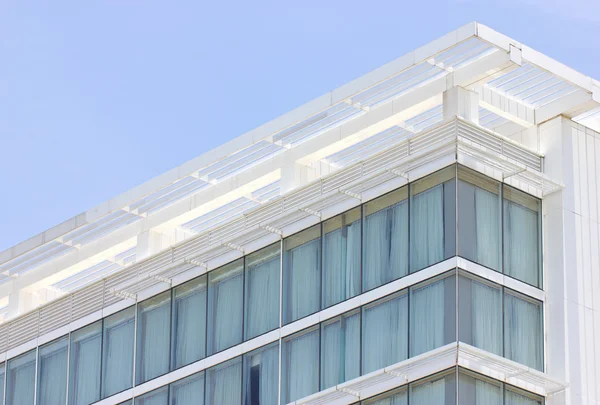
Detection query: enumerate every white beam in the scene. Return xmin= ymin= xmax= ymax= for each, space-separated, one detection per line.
xmin=535 ymin=89 xmax=594 ymax=124
xmin=479 ymin=86 xmax=535 ymax=127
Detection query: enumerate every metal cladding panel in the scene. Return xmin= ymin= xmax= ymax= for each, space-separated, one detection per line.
xmin=72 ymin=280 xmax=104 ymax=320
xmin=8 ymin=311 xmax=39 ymax=349
xmin=39 ymin=295 xmax=72 ymax=336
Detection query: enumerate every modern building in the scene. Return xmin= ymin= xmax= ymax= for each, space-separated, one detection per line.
xmin=0 ymin=21 xmax=599 ymax=405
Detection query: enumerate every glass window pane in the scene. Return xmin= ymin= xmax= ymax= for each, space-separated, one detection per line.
xmin=320 ymin=310 xmax=360 ymax=389
xmin=206 ymin=357 xmax=242 ymax=405
xmin=102 ymin=306 xmax=135 ymax=398
xmin=410 ymin=166 xmax=456 ymax=273
xmin=0 ymin=363 xmax=5 ymax=404
xmin=37 ymin=337 xmax=68 ymax=405
xmin=409 ymin=371 xmax=456 ymax=405
xmin=322 ymin=208 xmax=361 ymax=306
xmin=6 ymin=350 xmax=36 ymax=405
xmin=137 ymin=291 xmax=171 ymax=384
xmin=283 ymin=226 xmax=321 ymax=324
xmin=503 ymin=186 xmax=542 ymax=287
xmin=135 ymin=387 xmax=168 ymax=405
xmin=170 ymin=372 xmax=205 ymax=405
xmin=504 ymin=291 xmax=543 ymax=370
xmin=362 ymin=291 xmax=407 ymax=374
xmin=282 ymin=326 xmax=319 ymax=404
xmin=410 ymin=274 xmax=456 ymax=357
xmin=243 ymin=342 xmax=279 ymax=405
xmin=505 ymin=388 xmax=543 ymax=405
xmin=245 ymin=244 xmax=280 ymax=340
xmin=363 ymin=388 xmax=407 ymax=405
xmin=458 ymin=370 xmax=502 ymax=405
xmin=118 ymin=402 xmax=132 ymax=405
xmin=458 ymin=167 xmax=501 ymax=270
xmin=363 ymin=188 xmax=408 ymax=291
xmin=458 ymin=274 xmax=502 ymax=356
xmin=172 ymin=275 xmax=207 ymax=369
xmin=69 ymin=321 xmax=102 ymax=405
xmin=208 ymin=260 xmax=243 ymax=355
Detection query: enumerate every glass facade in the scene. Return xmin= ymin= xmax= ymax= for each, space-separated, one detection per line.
xmin=0 ymin=165 xmax=546 ymax=405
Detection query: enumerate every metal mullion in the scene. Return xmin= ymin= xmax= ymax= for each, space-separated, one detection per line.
xmin=3 ymin=357 xmax=6 ymax=405
xmin=64 ymin=333 xmax=71 ymax=405
xmin=132 ymin=301 xmax=139 ymax=390
xmin=33 ymin=346 xmax=39 ymax=405
xmin=241 ymin=256 xmax=246 ymax=346
xmin=277 ymin=239 xmax=283 ymax=405
xmin=99 ymin=319 xmax=105 ymax=400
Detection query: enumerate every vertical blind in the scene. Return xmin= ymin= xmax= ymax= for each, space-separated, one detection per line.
xmin=37 ymin=337 xmax=68 ymax=405
xmin=137 ymin=291 xmax=171 ymax=384
xmin=69 ymin=321 xmax=102 ymax=405
xmin=208 ymin=260 xmax=243 ymax=354
xmin=102 ymin=307 xmax=135 ymax=398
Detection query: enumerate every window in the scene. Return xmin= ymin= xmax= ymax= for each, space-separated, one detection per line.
xmin=504 ymin=290 xmax=543 ymax=371
xmin=172 ymin=275 xmax=207 ymax=369
xmin=243 ymin=342 xmax=279 ymax=405
xmin=410 ymin=167 xmax=456 ymax=273
xmin=322 ymin=208 xmax=361 ymax=307
xmin=363 ymin=387 xmax=407 ymax=405
xmin=363 ymin=188 xmax=408 ymax=291
xmin=409 ymin=371 xmax=456 ymax=405
xmin=170 ymin=372 xmax=205 ymax=405
xmin=505 ymin=387 xmax=543 ymax=405
xmin=102 ymin=306 xmax=135 ymax=398
xmin=503 ymin=186 xmax=542 ymax=287
xmin=458 ymin=370 xmax=502 ymax=405
xmin=410 ymin=274 xmax=456 ymax=357
xmin=208 ymin=259 xmax=243 ymax=354
xmin=0 ymin=363 xmax=5 ymax=405
xmin=283 ymin=226 xmax=321 ymax=324
xmin=458 ymin=274 xmax=502 ymax=356
xmin=282 ymin=326 xmax=320 ymax=404
xmin=69 ymin=321 xmax=102 ymax=405
xmin=206 ymin=357 xmax=242 ymax=405
xmin=137 ymin=291 xmax=171 ymax=384
xmin=6 ymin=349 xmax=36 ymax=405
xmin=135 ymin=387 xmax=168 ymax=405
xmin=37 ymin=337 xmax=68 ymax=405
xmin=458 ymin=167 xmax=501 ymax=271
xmin=320 ymin=310 xmax=360 ymax=389
xmin=362 ymin=291 xmax=408 ymax=374
xmin=245 ymin=244 xmax=280 ymax=340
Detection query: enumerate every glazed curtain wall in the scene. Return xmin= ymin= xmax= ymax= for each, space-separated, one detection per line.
xmin=0 ymin=164 xmax=543 ymax=405
xmin=0 ymin=269 xmax=544 ymax=405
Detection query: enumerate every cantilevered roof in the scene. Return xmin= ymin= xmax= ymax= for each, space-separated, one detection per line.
xmin=0 ymin=22 xmax=597 ymax=320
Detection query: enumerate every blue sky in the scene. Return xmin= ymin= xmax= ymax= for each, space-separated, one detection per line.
xmin=1 ymin=0 xmax=599 ymax=251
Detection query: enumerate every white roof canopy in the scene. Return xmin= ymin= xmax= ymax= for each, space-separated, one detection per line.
xmin=0 ymin=22 xmax=597 ymax=320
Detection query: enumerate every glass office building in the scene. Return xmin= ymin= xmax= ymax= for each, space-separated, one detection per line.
xmin=0 ymin=22 xmax=597 ymax=405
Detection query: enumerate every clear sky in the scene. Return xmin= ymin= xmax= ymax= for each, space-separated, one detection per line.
xmin=1 ymin=0 xmax=599 ymax=251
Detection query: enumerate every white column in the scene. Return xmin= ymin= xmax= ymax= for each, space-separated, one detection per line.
xmin=443 ymin=86 xmax=479 ymax=125
xmin=136 ymin=230 xmax=170 ymax=262
xmin=280 ymin=162 xmax=319 ymax=194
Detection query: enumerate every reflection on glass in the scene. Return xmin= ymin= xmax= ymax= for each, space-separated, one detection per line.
xmin=135 ymin=387 xmax=168 ymax=405
xmin=6 ymin=350 xmax=36 ymax=405
xmin=322 ymin=208 xmax=361 ymax=307
xmin=170 ymin=372 xmax=205 ymax=405
xmin=283 ymin=226 xmax=321 ymax=324
xmin=208 ymin=260 xmax=243 ymax=354
xmin=410 ymin=274 xmax=456 ymax=357
xmin=504 ymin=290 xmax=543 ymax=371
xmin=282 ymin=327 xmax=320 ymax=404
xmin=458 ymin=167 xmax=501 ymax=271
xmin=320 ymin=311 xmax=360 ymax=389
xmin=172 ymin=275 xmax=207 ymax=369
xmin=206 ymin=357 xmax=242 ymax=405
xmin=37 ymin=337 xmax=68 ymax=405
xmin=102 ymin=307 xmax=135 ymax=398
xmin=504 ymin=186 xmax=541 ymax=287
xmin=243 ymin=342 xmax=279 ymax=405
xmin=409 ymin=372 xmax=455 ymax=405
xmin=363 ymin=188 xmax=408 ymax=291
xmin=245 ymin=244 xmax=280 ymax=340
xmin=410 ymin=167 xmax=456 ymax=273
xmin=137 ymin=291 xmax=171 ymax=384
xmin=362 ymin=291 xmax=408 ymax=374
xmin=69 ymin=321 xmax=102 ymax=405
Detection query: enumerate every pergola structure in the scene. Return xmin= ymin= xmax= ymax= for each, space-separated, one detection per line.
xmin=1 ymin=21 xmax=597 ymax=326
